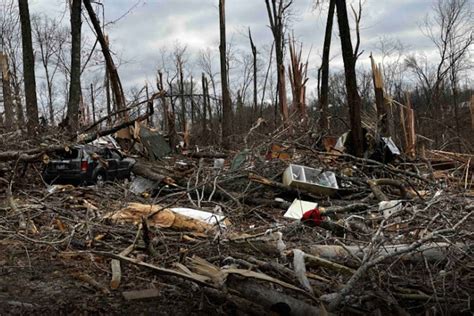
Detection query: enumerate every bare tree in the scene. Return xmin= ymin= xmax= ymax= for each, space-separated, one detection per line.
xmin=83 ymin=0 xmax=126 ymax=112
xmin=335 ymin=0 xmax=364 ymax=156
xmin=1 ymin=0 xmax=24 ymax=127
xmin=32 ymin=15 xmax=65 ymax=126
xmin=198 ymin=48 xmax=218 ymax=102
xmin=406 ymin=0 xmax=472 ymax=148
xmin=265 ymin=0 xmax=292 ymax=124
xmin=18 ymin=0 xmax=39 ymax=135
xmin=249 ymin=28 xmax=258 ymax=117
xmin=219 ymin=0 xmax=232 ymax=148
xmin=375 ymin=37 xmax=406 ymax=98
xmin=173 ymin=43 xmax=187 ymax=132
xmin=318 ymin=0 xmax=335 ymax=132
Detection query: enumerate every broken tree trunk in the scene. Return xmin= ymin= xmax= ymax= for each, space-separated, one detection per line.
xmin=0 ymin=53 xmax=15 ymax=130
xmin=131 ymin=160 xmax=175 ymax=185
xmin=288 ymin=35 xmax=308 ymax=121
xmin=0 ymin=109 xmax=152 ymax=162
xmin=404 ymin=93 xmax=416 ymax=159
xmin=249 ymin=28 xmax=258 ymax=118
xmin=83 ymin=0 xmax=126 ymax=112
xmin=370 ymin=54 xmax=387 ymax=136
xmin=219 ymin=0 xmax=233 ymax=149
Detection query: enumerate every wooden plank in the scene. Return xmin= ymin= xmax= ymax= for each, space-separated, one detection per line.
xmin=122 ymin=288 xmax=160 ymax=301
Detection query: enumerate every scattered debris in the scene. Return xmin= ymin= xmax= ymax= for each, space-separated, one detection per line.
xmin=283 ymin=199 xmax=318 ymax=219
xmin=283 ymin=164 xmax=338 ymax=196
xmin=1 ymin=128 xmax=472 ymax=315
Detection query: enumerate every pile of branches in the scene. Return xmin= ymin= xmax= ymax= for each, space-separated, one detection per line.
xmin=0 ymin=128 xmax=473 ymax=315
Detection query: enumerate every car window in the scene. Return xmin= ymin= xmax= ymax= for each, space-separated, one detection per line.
xmin=53 ymin=148 xmax=80 ymax=159
xmin=110 ymin=150 xmax=121 ymax=160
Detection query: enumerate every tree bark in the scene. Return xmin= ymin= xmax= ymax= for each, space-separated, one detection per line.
xmin=67 ymin=0 xmax=82 ymax=132
xmin=335 ymin=0 xmax=364 ymax=157
xmin=18 ymin=0 xmax=39 ymax=135
xmin=0 ymin=53 xmax=15 ymax=130
xmin=318 ymin=0 xmax=335 ymax=133
xmin=219 ymin=0 xmax=232 ymax=149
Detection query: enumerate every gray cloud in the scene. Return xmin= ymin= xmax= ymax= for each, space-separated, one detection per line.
xmin=29 ymin=0 xmax=441 ymax=93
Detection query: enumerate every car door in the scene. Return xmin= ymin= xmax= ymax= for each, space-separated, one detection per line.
xmin=113 ymin=150 xmax=129 ymax=179
xmin=105 ymin=148 xmax=119 ymax=180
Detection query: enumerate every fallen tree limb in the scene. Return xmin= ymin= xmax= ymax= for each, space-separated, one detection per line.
xmin=328 ymin=210 xmax=473 ymax=311
xmin=308 ymin=242 xmax=470 ymax=263
xmin=228 ymin=278 xmax=320 ymax=315
xmin=368 ymin=178 xmax=408 ymax=201
xmin=78 ymin=111 xmax=152 ymax=144
xmin=321 ymin=203 xmax=369 ymax=215
xmin=92 ymin=251 xmax=212 ymax=287
xmin=296 ymin=251 xmax=355 ymax=276
xmin=0 ymin=113 xmax=152 ymax=163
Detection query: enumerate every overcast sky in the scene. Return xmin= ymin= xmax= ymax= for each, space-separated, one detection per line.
xmin=28 ymin=0 xmax=442 ymax=92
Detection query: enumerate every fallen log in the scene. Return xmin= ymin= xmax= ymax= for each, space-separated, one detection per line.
xmin=77 ymin=111 xmax=151 ymax=144
xmin=0 ymin=145 xmax=64 ymax=162
xmin=105 ymin=202 xmax=213 ymax=233
xmin=186 ymin=151 xmax=227 ymax=159
xmin=0 ymin=113 xmax=152 ymax=163
xmin=368 ymin=178 xmax=408 ymax=202
xmin=131 ymin=160 xmax=175 ymax=185
xmin=308 ymin=242 xmax=469 ymax=263
xmin=228 ymin=278 xmax=320 ymax=315
xmin=286 ymin=250 xmax=355 ymax=276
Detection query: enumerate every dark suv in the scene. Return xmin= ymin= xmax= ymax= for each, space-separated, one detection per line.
xmin=43 ymin=145 xmax=136 ymax=185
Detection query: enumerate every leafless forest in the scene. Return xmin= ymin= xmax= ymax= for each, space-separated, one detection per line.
xmin=0 ymin=0 xmax=473 ymax=314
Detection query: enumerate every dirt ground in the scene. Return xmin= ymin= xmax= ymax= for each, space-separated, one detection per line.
xmin=0 ymin=245 xmax=225 ymax=315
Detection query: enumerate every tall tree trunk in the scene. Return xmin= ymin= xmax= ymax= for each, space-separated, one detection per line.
xmin=46 ymin=68 xmax=54 ymax=125
xmin=201 ymin=73 xmax=208 ymax=139
xmin=335 ymin=0 xmax=364 ymax=157
xmin=179 ymin=62 xmax=186 ymax=132
xmin=1 ymin=53 xmax=15 ymax=130
xmin=18 ymin=0 xmax=39 ymax=135
xmin=190 ymin=76 xmax=195 ymax=124
xmin=205 ymin=76 xmax=214 ymax=134
xmin=219 ymin=0 xmax=232 ymax=149
xmin=105 ymin=67 xmax=111 ymax=118
xmin=67 ymin=0 xmax=82 ymax=131
xmin=249 ymin=29 xmax=258 ymax=118
xmin=90 ymin=83 xmax=96 ymax=124
xmin=265 ymin=0 xmax=290 ymax=125
xmin=83 ymin=0 xmax=126 ymax=111
xmin=318 ymin=0 xmax=335 ymax=132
